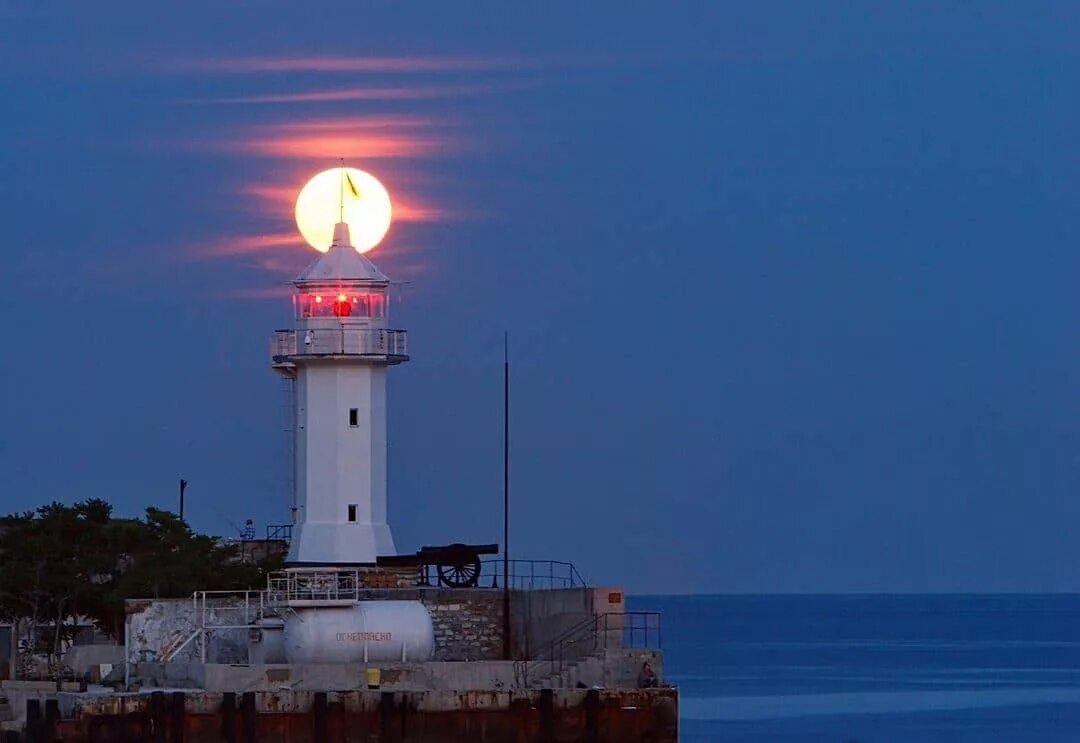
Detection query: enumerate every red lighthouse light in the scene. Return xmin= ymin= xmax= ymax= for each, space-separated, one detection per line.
xmin=333 ymin=294 xmax=352 ymax=317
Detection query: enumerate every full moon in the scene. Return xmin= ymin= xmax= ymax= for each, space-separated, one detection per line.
xmin=294 ymin=167 xmax=392 ymax=254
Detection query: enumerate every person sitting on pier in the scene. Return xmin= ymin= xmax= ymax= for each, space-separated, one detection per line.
xmin=637 ymin=661 xmax=658 ymax=688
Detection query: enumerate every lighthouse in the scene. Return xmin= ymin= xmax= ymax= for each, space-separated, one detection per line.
xmin=271 ymin=171 xmax=407 ymax=565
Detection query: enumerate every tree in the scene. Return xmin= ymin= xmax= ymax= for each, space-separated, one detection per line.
xmin=86 ymin=508 xmax=277 ymax=638
xmin=0 ymin=499 xmax=118 ymax=670
xmin=0 ymin=501 xmax=281 ymax=667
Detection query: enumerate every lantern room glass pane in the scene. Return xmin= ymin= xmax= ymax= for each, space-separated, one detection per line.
xmin=296 ymin=291 xmax=386 ymax=319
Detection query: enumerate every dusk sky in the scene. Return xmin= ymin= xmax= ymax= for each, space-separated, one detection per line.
xmin=2 ymin=2 xmax=1078 ymax=594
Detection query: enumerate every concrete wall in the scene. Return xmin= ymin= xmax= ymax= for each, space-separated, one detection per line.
xmin=127 ymin=650 xmax=658 ymax=694
xmin=62 ymin=644 xmax=124 ymax=679
xmin=510 ymin=586 xmax=625 ymax=661
xmin=602 ymin=649 xmax=663 ymax=689
xmin=126 ymin=598 xmax=252 ymax=665
xmin=130 ymin=661 xmax=207 ymax=689
xmin=194 ymin=661 xmax=518 ymax=693
xmin=127 ymin=586 xmax=613 ymax=666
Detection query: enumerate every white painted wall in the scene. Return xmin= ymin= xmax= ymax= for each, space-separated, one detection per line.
xmin=289 ymin=361 xmax=396 ymax=564
xmin=277 ymin=238 xmax=403 ymax=566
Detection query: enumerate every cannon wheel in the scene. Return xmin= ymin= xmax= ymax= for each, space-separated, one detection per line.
xmin=437 ymin=554 xmax=482 ymax=588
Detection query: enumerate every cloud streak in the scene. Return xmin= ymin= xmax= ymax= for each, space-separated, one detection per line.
xmin=229 ymin=131 xmax=442 ymax=159
xmin=190 ymin=231 xmax=301 ymax=259
xmin=163 ymin=57 xmax=512 ymax=277
xmin=169 ymin=54 xmax=586 ymax=75
xmin=238 ymin=182 xmax=455 ymax=224
xmin=188 ymin=114 xmax=458 ymax=161
xmin=198 ymin=80 xmax=539 ymax=105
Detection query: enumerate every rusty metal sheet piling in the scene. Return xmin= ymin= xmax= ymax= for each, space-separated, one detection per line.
xmin=39 ymin=687 xmax=677 ymax=741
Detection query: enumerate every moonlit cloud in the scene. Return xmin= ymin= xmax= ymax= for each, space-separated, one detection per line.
xmin=163 ymin=56 xmax=505 ymax=280
xmin=194 ymin=238 xmax=311 ymax=276
xmin=229 ymin=131 xmax=442 ymax=159
xmin=255 ymin=115 xmax=436 ymax=131
xmin=195 ymin=115 xmax=457 ymax=160
xmin=238 ymin=182 xmax=455 ymax=224
xmin=168 ymin=54 xmax=589 ymax=75
xmin=200 ymin=80 xmax=539 ymax=105
xmin=191 ymin=231 xmax=300 ymax=258
xmin=185 ymin=174 xmax=453 ymax=280
xmin=173 ymin=55 xmax=510 ymax=74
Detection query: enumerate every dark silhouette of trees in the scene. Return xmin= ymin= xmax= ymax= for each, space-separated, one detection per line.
xmin=0 ymin=499 xmax=280 ymax=660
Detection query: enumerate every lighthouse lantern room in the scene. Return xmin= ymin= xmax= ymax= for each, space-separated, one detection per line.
xmin=271 ymin=213 xmax=407 ymax=566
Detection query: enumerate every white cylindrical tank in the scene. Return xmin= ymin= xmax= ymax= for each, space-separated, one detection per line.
xmin=283 ymin=601 xmax=435 ymax=663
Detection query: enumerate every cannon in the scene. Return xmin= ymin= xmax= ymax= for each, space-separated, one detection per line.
xmin=378 ymin=543 xmax=498 ymax=588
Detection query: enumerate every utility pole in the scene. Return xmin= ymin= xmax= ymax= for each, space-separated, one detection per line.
xmin=502 ymin=333 xmax=512 ymax=660
xmin=179 ymin=478 xmax=188 ymax=521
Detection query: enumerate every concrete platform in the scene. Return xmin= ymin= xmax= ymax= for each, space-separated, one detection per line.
xmin=127 ymin=649 xmax=662 ymax=693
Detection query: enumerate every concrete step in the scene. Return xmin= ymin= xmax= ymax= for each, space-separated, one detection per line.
xmin=541 ymin=664 xmax=580 ymax=689
xmin=575 ymin=657 xmax=603 ymax=688
xmin=535 ymin=650 xmax=611 ymax=689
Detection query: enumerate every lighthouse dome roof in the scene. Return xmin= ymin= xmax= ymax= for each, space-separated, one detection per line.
xmin=295 ymin=222 xmax=389 ymax=284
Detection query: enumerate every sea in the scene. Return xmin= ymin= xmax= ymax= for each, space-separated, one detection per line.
xmin=630 ymin=594 xmax=1080 ymax=742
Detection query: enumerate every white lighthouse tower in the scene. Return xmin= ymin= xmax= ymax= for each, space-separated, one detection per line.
xmin=271 ymin=214 xmax=407 ymax=565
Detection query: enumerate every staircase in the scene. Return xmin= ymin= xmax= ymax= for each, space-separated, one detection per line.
xmin=515 ymin=611 xmax=662 ymax=689
xmin=159 ymin=617 xmax=201 ymax=663
xmin=535 ymin=652 xmax=604 ymax=689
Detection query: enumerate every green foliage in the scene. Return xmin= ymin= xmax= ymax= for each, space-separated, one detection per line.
xmin=0 ymin=500 xmax=281 ymax=643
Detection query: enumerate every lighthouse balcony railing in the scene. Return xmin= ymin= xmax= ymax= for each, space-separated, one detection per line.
xmin=271 ymin=328 xmax=408 ymax=362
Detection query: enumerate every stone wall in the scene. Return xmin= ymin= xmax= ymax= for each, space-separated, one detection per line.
xmin=126 ymin=587 xmax=603 ymax=665
xmin=356 ymin=567 xmax=419 ymax=589
xmin=325 ymin=588 xmax=507 ymax=661
xmin=423 ymin=590 xmax=504 ymax=661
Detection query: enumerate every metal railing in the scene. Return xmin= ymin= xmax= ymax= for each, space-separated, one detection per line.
xmin=265 ymin=523 xmax=293 ymax=544
xmin=266 ymin=568 xmax=362 ymax=605
xmin=271 ymin=328 xmax=408 ymax=361
xmin=160 ymin=590 xmax=267 ymax=663
xmin=618 ymin=610 xmax=662 ymax=649
xmin=478 ymin=559 xmax=587 ymax=590
xmin=513 ymin=611 xmax=662 ymax=687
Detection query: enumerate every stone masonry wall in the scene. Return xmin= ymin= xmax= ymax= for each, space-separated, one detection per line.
xmin=127 ymin=587 xmax=597 ymax=664
xmin=424 ymin=590 xmax=504 ymax=662
xmin=356 ymin=567 xmax=418 ymax=589
xmin=351 ymin=588 xmax=506 ymax=661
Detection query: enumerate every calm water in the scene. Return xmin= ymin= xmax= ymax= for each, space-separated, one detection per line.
xmin=630 ymin=595 xmax=1080 ymax=742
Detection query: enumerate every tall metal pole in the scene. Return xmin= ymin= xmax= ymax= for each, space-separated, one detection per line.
xmin=502 ymin=333 xmax=511 ymax=660
xmin=179 ymin=478 xmax=188 ymax=521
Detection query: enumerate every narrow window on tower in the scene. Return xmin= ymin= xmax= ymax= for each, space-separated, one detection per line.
xmin=348 ymin=504 xmax=358 ymax=522
xmin=349 ymin=408 xmax=359 ymax=427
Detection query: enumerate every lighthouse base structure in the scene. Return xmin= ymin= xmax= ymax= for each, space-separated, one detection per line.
xmin=286 ymin=521 xmax=396 ymax=566
xmin=288 ymin=360 xmax=397 ymax=566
